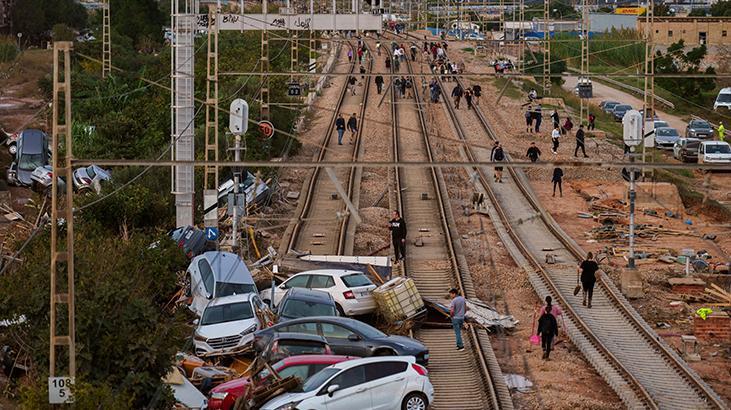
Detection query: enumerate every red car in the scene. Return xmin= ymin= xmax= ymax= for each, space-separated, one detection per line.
xmin=207 ymin=354 xmax=357 ymax=410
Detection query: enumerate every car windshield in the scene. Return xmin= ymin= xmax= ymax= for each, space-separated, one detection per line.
xmin=302 ymin=368 xmax=339 ymax=392
xmin=717 ymin=93 xmax=731 ymax=103
xmin=654 ymin=121 xmax=669 ymax=128
xmin=86 ymin=166 xmax=97 ymax=179
xmin=349 ymin=320 xmax=387 ymax=338
xmin=281 ymin=300 xmax=337 ymax=318
xmin=615 ymin=105 xmax=631 ymax=111
xmin=706 ymin=144 xmax=731 ymax=154
xmin=693 ymin=121 xmax=711 ymax=129
xmin=215 ymin=282 xmax=256 ymax=298
xmin=657 ymin=128 xmax=679 ymax=137
xmin=341 ymin=274 xmax=373 ymax=288
xmin=201 ymin=301 xmax=254 ymax=325
xmin=18 ymin=154 xmax=44 ymax=171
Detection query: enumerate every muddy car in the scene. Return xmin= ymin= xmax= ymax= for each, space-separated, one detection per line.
xmin=7 ymin=129 xmax=49 ymax=187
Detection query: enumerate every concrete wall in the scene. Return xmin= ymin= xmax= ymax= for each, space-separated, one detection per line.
xmin=589 ymin=13 xmax=638 ymax=33
xmin=638 ymin=17 xmax=731 ymax=46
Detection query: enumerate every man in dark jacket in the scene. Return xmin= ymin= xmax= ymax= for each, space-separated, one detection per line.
xmin=552 ymin=167 xmax=563 ymax=197
xmin=347 ymin=113 xmax=358 ymax=143
xmin=388 ymin=210 xmax=407 ymax=262
xmin=375 ymin=74 xmax=384 ymax=94
xmin=578 ymin=252 xmax=599 ymax=308
xmin=526 ymin=142 xmax=542 ymax=162
xmin=574 ymin=124 xmax=587 ymax=157
xmin=537 ymin=305 xmax=559 ymax=360
xmin=335 ymin=114 xmax=346 ymax=145
xmin=451 ymin=84 xmax=463 ymax=109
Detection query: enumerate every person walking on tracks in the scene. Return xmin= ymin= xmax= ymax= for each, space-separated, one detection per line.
xmin=347 ymin=113 xmax=358 ymax=143
xmin=388 ymin=210 xmax=407 ymax=262
xmin=375 ymin=74 xmax=384 ymax=94
xmin=348 ymin=76 xmax=357 ymax=96
xmin=449 ymin=288 xmax=467 ymax=351
xmin=451 ymin=83 xmax=464 ymax=109
xmin=552 ymin=167 xmax=563 ymax=197
xmin=534 ymin=104 xmax=543 ymax=133
xmin=472 ymin=84 xmax=482 ymax=106
xmin=537 ymin=304 xmax=559 ymax=360
xmin=551 ymin=125 xmax=561 ymax=154
xmin=525 ymin=106 xmax=534 ymax=133
xmin=376 ymin=41 xmax=381 ymax=56
xmin=551 ymin=109 xmax=560 ymax=130
xmin=464 ymin=88 xmax=473 ymax=110
xmin=574 ymin=124 xmax=588 ymax=157
xmin=526 ymin=142 xmax=541 ymax=162
xmin=335 ymin=114 xmax=346 ymax=145
xmin=578 ymin=252 xmax=599 ymax=308
xmin=491 ymin=141 xmax=505 ymax=183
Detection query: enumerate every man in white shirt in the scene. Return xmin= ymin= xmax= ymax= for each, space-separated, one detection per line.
xmin=551 ymin=126 xmax=561 ymax=154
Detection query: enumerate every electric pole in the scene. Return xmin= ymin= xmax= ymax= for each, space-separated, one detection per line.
xmin=261 ymin=0 xmax=270 ymax=121
xmin=642 ymin=0 xmax=655 ymax=177
xmin=580 ymin=0 xmax=589 ymax=123
xmin=229 ymin=99 xmax=249 ymax=253
xmin=49 ymin=41 xmax=76 ymax=404
xmin=543 ymin=0 xmax=551 ymax=94
xmin=102 ymin=0 xmax=111 ymax=77
xmin=204 ymin=3 xmax=220 ymax=193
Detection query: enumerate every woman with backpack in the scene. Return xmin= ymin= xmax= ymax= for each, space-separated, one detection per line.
xmin=491 ymin=141 xmax=505 ymax=183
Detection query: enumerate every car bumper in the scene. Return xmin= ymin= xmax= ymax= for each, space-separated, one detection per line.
xmin=416 ymin=351 xmax=429 ymax=367
xmin=340 ymin=298 xmax=377 ymax=315
xmin=656 ymin=141 xmax=676 ymax=149
xmin=194 ymin=333 xmax=255 ymax=357
xmin=423 ymin=379 xmax=435 ymax=405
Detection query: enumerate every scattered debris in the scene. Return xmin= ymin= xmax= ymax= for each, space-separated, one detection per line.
xmin=164 ymin=367 xmax=207 ymax=410
xmin=504 ymin=373 xmax=534 ymax=393
xmin=423 ymin=298 xmax=517 ymax=332
xmin=373 ymin=277 xmax=425 ymax=322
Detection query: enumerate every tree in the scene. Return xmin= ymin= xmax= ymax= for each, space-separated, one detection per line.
xmin=11 ymin=0 xmax=87 ymax=44
xmin=688 ymin=8 xmax=709 ymax=17
xmin=711 ymin=1 xmax=731 ymax=16
xmin=654 ymin=4 xmax=673 ymax=16
xmin=110 ymin=0 xmax=166 ymax=49
xmin=654 ymin=40 xmax=716 ymax=104
xmin=524 ymin=48 xmax=568 ymax=86
xmin=0 ymin=223 xmax=188 ymax=408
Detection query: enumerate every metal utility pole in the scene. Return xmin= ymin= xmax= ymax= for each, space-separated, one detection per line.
xmin=579 ymin=0 xmax=589 ymax=123
xmin=309 ymin=0 xmax=317 ymax=94
xmin=49 ymin=41 xmax=76 ymax=400
xmin=518 ymin=0 xmax=525 ymax=73
xmin=642 ymin=0 xmax=655 ymax=177
xmin=102 ymin=0 xmax=111 ymax=77
xmin=229 ymin=99 xmax=249 ymax=252
xmin=542 ymin=0 xmax=551 ymax=94
xmin=499 ymin=0 xmax=504 ymax=49
xmin=204 ymin=3 xmax=220 ymax=193
xmin=261 ymin=0 xmax=270 ymax=121
xmin=623 ymin=110 xmax=643 ymax=270
xmin=171 ymin=0 xmax=196 ymax=227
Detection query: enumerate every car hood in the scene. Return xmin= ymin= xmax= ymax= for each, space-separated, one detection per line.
xmin=376 ymin=335 xmax=427 ymax=352
xmin=655 ymin=134 xmax=679 ymax=141
xmin=261 ymin=392 xmax=312 ymax=409
xmin=16 ymin=168 xmax=33 ymax=185
xmin=197 ymin=318 xmax=258 ymax=339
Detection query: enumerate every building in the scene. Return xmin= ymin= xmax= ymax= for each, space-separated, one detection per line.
xmin=638 ymin=17 xmax=731 ymax=46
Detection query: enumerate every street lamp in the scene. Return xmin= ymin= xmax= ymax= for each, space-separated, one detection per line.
xmin=17 ymin=32 xmax=22 ymax=50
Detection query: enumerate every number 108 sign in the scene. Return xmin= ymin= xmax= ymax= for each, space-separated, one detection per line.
xmin=49 ymin=377 xmax=75 ymax=404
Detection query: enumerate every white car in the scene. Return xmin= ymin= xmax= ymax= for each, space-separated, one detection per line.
xmin=260 ymin=356 xmax=433 ymax=410
xmin=187 ymin=251 xmax=258 ymax=317
xmin=698 ymin=141 xmax=731 ymax=165
xmin=714 ymin=87 xmax=731 ymax=110
xmin=193 ymin=293 xmax=267 ymax=356
xmin=259 ymin=270 xmax=377 ymax=316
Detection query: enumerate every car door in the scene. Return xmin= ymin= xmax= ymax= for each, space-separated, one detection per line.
xmin=321 ymin=365 xmax=371 ymax=410
xmin=275 ymin=274 xmax=310 ymax=306
xmin=319 ymin=322 xmax=368 ymax=357
xmin=307 ymin=275 xmax=336 ymax=292
xmin=191 ymin=260 xmax=214 ymax=314
xmin=364 ymin=361 xmax=409 ymax=410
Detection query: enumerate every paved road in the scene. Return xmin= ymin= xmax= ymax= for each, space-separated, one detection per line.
xmin=563 ymin=76 xmax=687 ymax=131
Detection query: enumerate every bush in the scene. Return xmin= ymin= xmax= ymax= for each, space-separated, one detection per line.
xmin=0 ymin=36 xmax=18 ymax=63
xmin=52 ymin=23 xmax=75 ymax=41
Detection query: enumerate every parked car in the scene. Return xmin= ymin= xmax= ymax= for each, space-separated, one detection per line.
xmin=698 ymin=141 xmax=731 ymax=165
xmin=260 ymin=356 xmax=434 ymax=410
xmin=601 ymin=101 xmax=620 ymax=114
xmin=673 ymin=138 xmax=701 ymax=162
xmin=7 ymin=129 xmax=49 ymax=187
xmin=653 ymin=120 xmax=670 ymax=129
xmin=30 ymin=164 xmax=69 ymax=194
xmin=599 ymin=100 xmax=619 ymax=110
xmin=207 ymin=355 xmax=356 ymax=410
xmin=638 ymin=108 xmax=659 ymax=121
xmin=276 ymin=288 xmax=339 ymax=322
xmin=259 ymin=270 xmax=377 ymax=316
xmin=194 ymin=293 xmax=267 ymax=356
xmin=713 ymin=87 xmax=731 ymax=110
xmin=256 ymin=332 xmax=332 ymax=365
xmin=611 ymin=104 xmax=632 ymax=121
xmin=187 ymin=251 xmax=258 ymax=317
xmin=654 ymin=127 xmax=681 ymax=149
xmin=72 ymin=165 xmax=111 ymax=193
xmin=254 ymin=316 xmax=430 ymax=366
xmin=685 ymin=119 xmax=714 ymax=139
xmin=170 ymin=226 xmax=210 ymax=258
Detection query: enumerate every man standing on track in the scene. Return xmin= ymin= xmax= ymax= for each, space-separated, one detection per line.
xmin=388 ymin=210 xmax=407 ymax=262
xmin=552 ymin=167 xmax=563 ymax=197
xmin=551 ymin=125 xmax=561 ymax=154
xmin=348 ymin=75 xmax=357 ymax=96
xmin=449 ymin=288 xmax=466 ymax=352
xmin=491 ymin=141 xmax=505 ymax=183
xmin=335 ymin=114 xmax=346 ymax=145
xmin=375 ymin=74 xmax=384 ymax=94
xmin=410 ymin=43 xmax=417 ymax=61
xmin=451 ymin=83 xmax=463 ymax=109
xmin=578 ymin=252 xmax=599 ymax=308
xmin=472 ymin=84 xmax=481 ymax=106
xmin=347 ymin=113 xmax=358 ymax=143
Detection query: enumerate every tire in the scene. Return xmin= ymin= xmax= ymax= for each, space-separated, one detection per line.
xmin=8 ymin=143 xmax=16 ymax=155
xmin=402 ymin=392 xmax=428 ymax=410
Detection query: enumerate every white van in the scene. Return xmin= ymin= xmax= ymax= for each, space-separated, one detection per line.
xmin=698 ymin=141 xmax=731 ymax=165
xmin=714 ymin=87 xmax=731 ymax=110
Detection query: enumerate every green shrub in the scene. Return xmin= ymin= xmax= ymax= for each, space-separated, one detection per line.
xmin=0 ymin=37 xmax=18 ymax=63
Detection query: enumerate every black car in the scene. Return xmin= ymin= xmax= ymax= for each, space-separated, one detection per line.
xmin=277 ymin=288 xmax=339 ymax=322
xmin=169 ymin=225 xmax=211 ymax=258
xmin=7 ymin=129 xmax=49 ymax=187
xmin=256 ymin=332 xmax=332 ymax=364
xmin=612 ymin=104 xmax=632 ymax=121
xmin=253 ymin=316 xmax=430 ymax=366
xmin=685 ymin=119 xmax=714 ymax=139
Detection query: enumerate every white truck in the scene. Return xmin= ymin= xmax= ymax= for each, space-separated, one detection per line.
xmin=698 ymin=141 xmax=731 ymax=167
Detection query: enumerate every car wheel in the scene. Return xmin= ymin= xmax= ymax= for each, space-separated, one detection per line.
xmin=8 ymin=144 xmax=17 ymax=155
xmin=335 ymin=303 xmax=345 ymax=316
xmin=402 ymin=392 xmax=428 ymax=410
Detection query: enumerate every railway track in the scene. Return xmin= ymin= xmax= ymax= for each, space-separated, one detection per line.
xmin=432 ymin=63 xmax=727 ymax=408
xmin=286 ymin=41 xmax=372 ymax=255
xmin=391 ymin=46 xmax=512 ymax=410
